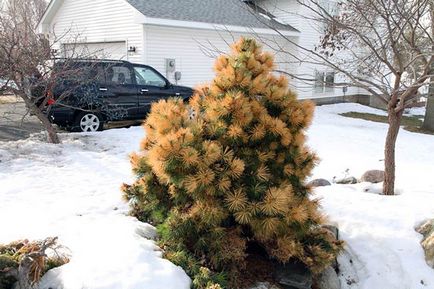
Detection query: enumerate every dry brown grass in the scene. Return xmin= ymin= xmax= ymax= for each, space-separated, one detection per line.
xmin=339 ymin=112 xmax=434 ymax=135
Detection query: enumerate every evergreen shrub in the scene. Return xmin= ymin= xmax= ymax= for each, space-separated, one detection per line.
xmin=123 ymin=38 xmax=342 ymax=288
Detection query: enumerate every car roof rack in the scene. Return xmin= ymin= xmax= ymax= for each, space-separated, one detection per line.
xmin=52 ymin=58 xmax=130 ymax=64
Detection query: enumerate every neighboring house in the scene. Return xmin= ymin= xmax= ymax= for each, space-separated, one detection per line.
xmin=37 ymin=0 xmax=368 ymax=101
xmin=255 ymin=0 xmax=368 ymax=102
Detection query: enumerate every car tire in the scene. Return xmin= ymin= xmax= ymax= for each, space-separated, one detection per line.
xmin=73 ymin=112 xmax=104 ymax=132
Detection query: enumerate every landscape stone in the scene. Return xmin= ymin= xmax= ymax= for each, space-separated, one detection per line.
xmin=274 ymin=262 xmax=312 ymax=289
xmin=322 ymin=225 xmax=339 ymax=240
xmin=250 ymin=282 xmax=281 ymax=289
xmin=315 ymin=267 xmax=340 ymax=289
xmin=308 ymin=179 xmax=331 ymax=187
xmin=335 ymin=177 xmax=358 ymax=184
xmin=416 ymin=219 xmax=434 ymax=268
xmin=361 ymin=170 xmax=385 ymax=183
xmin=322 ymin=225 xmax=339 ymax=270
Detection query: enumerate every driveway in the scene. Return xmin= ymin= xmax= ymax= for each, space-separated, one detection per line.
xmin=0 ymin=101 xmax=43 ymax=141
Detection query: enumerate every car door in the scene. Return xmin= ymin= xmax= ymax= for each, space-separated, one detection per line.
xmin=133 ymin=65 xmax=175 ymax=118
xmin=98 ymin=63 xmax=138 ymax=120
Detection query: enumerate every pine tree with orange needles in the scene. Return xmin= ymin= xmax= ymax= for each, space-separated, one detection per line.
xmin=122 ymin=38 xmax=342 ymax=288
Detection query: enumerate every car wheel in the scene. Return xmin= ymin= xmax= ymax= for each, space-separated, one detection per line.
xmin=74 ymin=112 xmax=104 ymax=132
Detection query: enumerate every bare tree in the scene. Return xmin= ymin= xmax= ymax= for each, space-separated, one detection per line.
xmin=249 ymin=0 xmax=434 ymax=195
xmin=0 ymin=0 xmax=128 ymax=143
xmin=422 ymin=1 xmax=434 ymax=131
xmin=0 ymin=0 xmax=62 ymax=142
xmin=423 ymin=70 xmax=434 ymax=130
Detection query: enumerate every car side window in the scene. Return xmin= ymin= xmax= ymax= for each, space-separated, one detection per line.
xmin=89 ymin=64 xmax=106 ymax=84
xmin=96 ymin=65 xmax=107 ymax=84
xmin=134 ymin=66 xmax=166 ymax=88
xmin=106 ymin=65 xmax=133 ymax=85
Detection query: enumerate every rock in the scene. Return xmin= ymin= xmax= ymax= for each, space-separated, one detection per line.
xmin=322 ymin=225 xmax=339 ymax=240
xmin=322 ymin=225 xmax=339 ymax=270
xmin=274 ymin=262 xmax=312 ymax=289
xmin=361 ymin=170 xmax=385 ymax=183
xmin=250 ymin=282 xmax=281 ymax=289
xmin=416 ymin=219 xmax=434 ymax=268
xmin=335 ymin=176 xmax=357 ymax=184
xmin=315 ymin=267 xmax=341 ymax=289
xmin=308 ymin=179 xmax=331 ymax=187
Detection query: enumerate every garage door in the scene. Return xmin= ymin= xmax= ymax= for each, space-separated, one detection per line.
xmin=63 ymin=41 xmax=127 ymax=60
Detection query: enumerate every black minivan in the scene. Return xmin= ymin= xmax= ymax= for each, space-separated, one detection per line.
xmin=45 ymin=59 xmax=194 ymax=132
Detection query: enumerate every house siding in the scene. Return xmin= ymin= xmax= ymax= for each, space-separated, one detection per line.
xmin=258 ymin=0 xmax=365 ymax=99
xmin=41 ymin=0 xmax=366 ymax=101
xmin=48 ymin=0 xmax=144 ymax=63
xmin=144 ymin=25 xmax=297 ymax=90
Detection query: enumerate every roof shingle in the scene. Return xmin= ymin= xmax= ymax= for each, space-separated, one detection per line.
xmin=126 ymin=0 xmax=297 ymax=32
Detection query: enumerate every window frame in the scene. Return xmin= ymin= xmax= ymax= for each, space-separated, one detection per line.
xmin=324 ymin=72 xmax=335 ymax=92
xmin=314 ymin=70 xmax=335 ymax=93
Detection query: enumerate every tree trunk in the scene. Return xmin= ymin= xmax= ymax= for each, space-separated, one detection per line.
xmin=422 ymin=72 xmax=434 ymax=131
xmin=32 ymin=104 xmax=60 ymax=144
xmin=383 ymin=108 xmax=403 ymax=195
xmin=21 ymin=93 xmax=60 ymax=144
xmin=422 ymin=4 xmax=434 ymax=131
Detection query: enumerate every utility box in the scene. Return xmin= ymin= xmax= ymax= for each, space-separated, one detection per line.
xmin=165 ymin=58 xmax=176 ymax=75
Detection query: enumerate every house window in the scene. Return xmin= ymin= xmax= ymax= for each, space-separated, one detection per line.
xmin=325 ymin=72 xmax=335 ymax=90
xmin=319 ymin=0 xmax=339 ymax=16
xmin=314 ymin=71 xmax=335 ymax=93
xmin=319 ymin=0 xmax=340 ymax=33
xmin=314 ymin=71 xmax=325 ymax=93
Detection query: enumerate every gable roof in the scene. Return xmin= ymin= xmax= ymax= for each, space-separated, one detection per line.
xmin=38 ymin=0 xmax=298 ymax=35
xmin=126 ymin=0 xmax=298 ymax=32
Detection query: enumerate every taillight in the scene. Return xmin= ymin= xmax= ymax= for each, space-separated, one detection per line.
xmin=46 ymin=89 xmax=55 ymax=105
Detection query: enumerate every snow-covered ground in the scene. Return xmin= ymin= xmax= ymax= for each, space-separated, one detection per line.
xmin=404 ymin=106 xmax=426 ymax=117
xmin=0 ymin=129 xmax=190 ymax=289
xmin=0 ymin=103 xmax=433 ymax=289
xmin=309 ymin=103 xmax=434 ymax=289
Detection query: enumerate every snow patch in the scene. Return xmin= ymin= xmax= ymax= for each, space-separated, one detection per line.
xmin=1 ymin=103 xmax=434 ymax=289
xmin=0 ymin=127 xmax=190 ymax=289
xmin=404 ymin=106 xmax=426 ymax=118
xmin=310 ymin=104 xmax=434 ymax=289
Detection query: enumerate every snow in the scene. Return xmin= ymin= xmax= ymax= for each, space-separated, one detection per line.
xmin=258 ymin=12 xmax=272 ymax=20
xmin=309 ymin=103 xmax=434 ymax=289
xmin=257 ymin=12 xmax=288 ymax=26
xmin=404 ymin=106 xmax=426 ymax=118
xmin=0 ymin=129 xmax=190 ymax=289
xmin=0 ymin=102 xmax=433 ymax=289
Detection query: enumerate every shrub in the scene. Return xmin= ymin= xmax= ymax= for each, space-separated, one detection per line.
xmin=0 ymin=238 xmax=69 ymax=289
xmin=123 ymin=38 xmax=342 ymax=288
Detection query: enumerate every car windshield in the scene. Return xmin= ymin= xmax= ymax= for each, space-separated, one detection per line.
xmin=134 ymin=66 xmax=166 ymax=87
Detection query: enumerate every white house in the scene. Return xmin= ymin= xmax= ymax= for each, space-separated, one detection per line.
xmin=38 ymin=0 xmax=368 ymax=102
